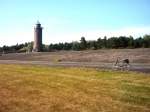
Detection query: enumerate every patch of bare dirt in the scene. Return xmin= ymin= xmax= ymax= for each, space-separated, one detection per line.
xmin=0 ymin=48 xmax=149 ymax=73
xmin=0 ymin=48 xmax=149 ymax=63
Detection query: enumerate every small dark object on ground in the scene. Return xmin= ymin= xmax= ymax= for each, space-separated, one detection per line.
xmin=122 ymin=59 xmax=129 ymax=64
xmin=113 ymin=58 xmax=130 ymax=70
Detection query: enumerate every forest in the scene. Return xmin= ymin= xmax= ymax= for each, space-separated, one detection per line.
xmin=0 ymin=35 xmax=150 ymax=53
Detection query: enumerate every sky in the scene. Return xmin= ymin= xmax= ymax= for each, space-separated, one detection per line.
xmin=0 ymin=0 xmax=150 ymax=46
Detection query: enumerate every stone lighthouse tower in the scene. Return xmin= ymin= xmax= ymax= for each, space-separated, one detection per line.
xmin=33 ymin=21 xmax=43 ymax=52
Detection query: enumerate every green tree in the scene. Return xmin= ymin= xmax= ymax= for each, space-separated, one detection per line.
xmin=128 ymin=36 xmax=134 ymax=48
xmin=134 ymin=37 xmax=143 ymax=48
xmin=72 ymin=41 xmax=81 ymax=51
xmin=2 ymin=45 xmax=9 ymax=53
xmin=80 ymin=37 xmax=87 ymax=50
xmin=63 ymin=43 xmax=72 ymax=50
xmin=89 ymin=41 xmax=97 ymax=50
xmin=118 ymin=36 xmax=129 ymax=48
xmin=107 ymin=37 xmax=119 ymax=48
xmin=27 ymin=42 xmax=33 ymax=52
xmin=97 ymin=38 xmax=103 ymax=49
xmin=143 ymin=35 xmax=150 ymax=48
xmin=103 ymin=36 xmax=107 ymax=48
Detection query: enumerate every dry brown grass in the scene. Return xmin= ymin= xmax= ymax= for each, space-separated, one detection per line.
xmin=0 ymin=48 xmax=150 ymax=63
xmin=0 ymin=64 xmax=150 ymax=112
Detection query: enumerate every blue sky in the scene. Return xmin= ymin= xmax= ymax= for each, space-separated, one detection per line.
xmin=0 ymin=0 xmax=150 ymax=46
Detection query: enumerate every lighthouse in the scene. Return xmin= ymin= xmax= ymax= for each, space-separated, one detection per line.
xmin=33 ymin=21 xmax=43 ymax=52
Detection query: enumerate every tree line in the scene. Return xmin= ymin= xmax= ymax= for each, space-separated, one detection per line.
xmin=0 ymin=42 xmax=33 ymax=53
xmin=45 ymin=35 xmax=150 ymax=51
xmin=0 ymin=35 xmax=150 ymax=53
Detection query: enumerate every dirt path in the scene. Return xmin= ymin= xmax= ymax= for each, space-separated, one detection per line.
xmin=0 ymin=48 xmax=150 ymax=63
xmin=0 ymin=49 xmax=149 ymax=73
xmin=0 ymin=60 xmax=149 ymax=73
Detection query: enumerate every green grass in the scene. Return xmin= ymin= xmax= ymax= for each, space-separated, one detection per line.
xmin=0 ymin=64 xmax=149 ymax=112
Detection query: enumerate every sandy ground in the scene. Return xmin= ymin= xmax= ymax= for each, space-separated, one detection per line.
xmin=0 ymin=48 xmax=150 ymax=73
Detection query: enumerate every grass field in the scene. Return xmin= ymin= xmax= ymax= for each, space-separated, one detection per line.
xmin=0 ymin=64 xmax=150 ymax=112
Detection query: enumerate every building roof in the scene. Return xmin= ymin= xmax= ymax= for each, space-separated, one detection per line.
xmin=36 ymin=20 xmax=40 ymax=25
